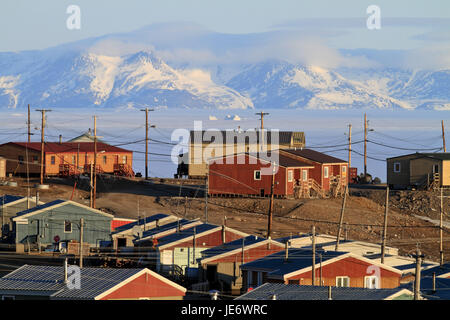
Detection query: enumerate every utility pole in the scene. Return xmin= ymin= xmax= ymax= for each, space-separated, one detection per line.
xmin=267 ymin=163 xmax=276 ymax=239
xmin=364 ymin=113 xmax=367 ymax=177
xmin=381 ymin=185 xmax=389 ymax=264
xmin=93 ymin=116 xmax=97 ymax=209
xmin=36 ymin=109 xmax=51 ymax=185
xmin=413 ymin=248 xmax=424 ymax=300
xmin=140 ymin=108 xmax=154 ymax=180
xmin=335 ymin=185 xmax=348 ymax=251
xmin=79 ymin=218 xmax=84 ymax=268
xmin=27 ymin=104 xmax=31 ymax=143
xmin=1 ymin=197 xmax=4 ymax=239
xmin=442 ymin=120 xmax=446 ymax=152
xmin=312 ymin=225 xmax=316 ymax=286
xmin=255 ymin=111 xmax=269 ymax=130
xmin=205 ymin=168 xmax=209 ymax=223
xmin=89 ymin=163 xmax=93 ymax=208
xmin=440 ymin=187 xmax=444 ymax=266
xmin=348 ymin=124 xmax=352 ymax=168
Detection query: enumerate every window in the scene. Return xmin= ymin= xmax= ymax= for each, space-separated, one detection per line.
xmin=324 ymin=166 xmax=329 ymax=178
xmin=302 ymin=170 xmax=308 ymax=182
xmin=394 ymin=162 xmax=401 ymax=173
xmin=18 ymin=155 xmax=24 ymax=165
xmin=32 ymin=156 xmax=38 ymax=164
xmin=122 ymin=155 xmax=127 ymax=164
xmin=336 ymin=276 xmax=350 ymax=287
xmin=254 ymin=170 xmax=261 ymax=180
xmin=71 ymin=155 xmax=76 ymax=164
xmin=103 ymin=155 xmax=107 ymax=165
xmin=342 ymin=166 xmax=347 ymax=173
xmin=364 ymin=276 xmax=379 ymax=289
xmin=288 ymin=170 xmax=293 ymax=182
xmin=51 ymin=156 xmax=56 ymax=165
xmin=64 ymin=220 xmax=72 ymax=233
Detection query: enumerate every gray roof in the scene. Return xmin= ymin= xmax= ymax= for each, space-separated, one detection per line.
xmin=0 ymin=264 xmax=145 ymax=300
xmin=235 ymin=283 xmax=412 ymax=300
xmin=14 ymin=199 xmax=66 ymax=217
xmin=387 ymin=152 xmax=450 ymax=161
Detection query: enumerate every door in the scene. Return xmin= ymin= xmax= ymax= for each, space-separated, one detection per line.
xmin=206 ymin=265 xmax=217 ymax=283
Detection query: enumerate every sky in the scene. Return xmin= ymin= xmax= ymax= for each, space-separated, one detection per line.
xmin=1 ymin=0 xmax=450 ymax=52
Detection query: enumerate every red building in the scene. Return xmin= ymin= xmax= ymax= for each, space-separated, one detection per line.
xmin=279 ymin=149 xmax=348 ymax=196
xmin=0 ymin=142 xmax=133 ymax=177
xmin=198 ymin=235 xmax=286 ymax=294
xmin=208 ymin=152 xmax=314 ymax=198
xmin=241 ymin=249 xmax=402 ymax=291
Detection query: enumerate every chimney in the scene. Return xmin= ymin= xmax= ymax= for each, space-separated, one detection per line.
xmin=433 ymin=272 xmax=436 ymax=293
xmin=222 ymin=225 xmax=226 ymax=244
xmin=88 ymin=128 xmax=91 ymax=136
xmin=284 ymin=240 xmax=289 ymax=261
xmin=59 ymin=135 xmax=62 ymax=144
xmin=35 ymin=191 xmax=39 ymax=207
xmin=328 ymin=286 xmax=332 ymax=300
xmin=64 ymin=258 xmax=68 ymax=284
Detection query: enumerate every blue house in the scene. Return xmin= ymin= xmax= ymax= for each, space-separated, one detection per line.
xmin=12 ymin=200 xmax=114 ymax=248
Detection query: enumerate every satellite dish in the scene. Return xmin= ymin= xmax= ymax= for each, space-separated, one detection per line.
xmin=132 ymin=225 xmax=143 ymax=238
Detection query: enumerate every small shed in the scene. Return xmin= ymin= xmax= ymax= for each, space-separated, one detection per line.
xmin=387 ymin=152 xmax=450 ymax=189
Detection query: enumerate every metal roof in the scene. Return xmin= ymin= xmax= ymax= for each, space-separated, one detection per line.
xmin=235 ymin=283 xmax=413 ymax=300
xmin=3 ymin=142 xmax=132 ymax=154
xmin=401 ymin=276 xmax=450 ymax=300
xmin=134 ymin=219 xmax=195 ymax=241
xmin=14 ymin=199 xmax=66 ymax=217
xmin=156 ymin=223 xmax=219 ymax=247
xmin=0 ymin=195 xmax=24 ymax=206
xmin=200 ymin=235 xmax=266 ymax=260
xmin=421 ymin=263 xmax=450 ymax=277
xmin=112 ymin=213 xmax=171 ymax=233
xmin=240 ymin=249 xmax=345 ymax=277
xmin=0 ymin=264 xmax=144 ymax=300
xmin=387 ymin=152 xmax=450 ymax=161
xmin=280 ymin=148 xmax=347 ymax=164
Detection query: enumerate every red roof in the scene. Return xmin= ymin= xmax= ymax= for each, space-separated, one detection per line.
xmin=5 ymin=142 xmax=132 ymax=154
xmin=280 ymin=149 xmax=347 ymax=164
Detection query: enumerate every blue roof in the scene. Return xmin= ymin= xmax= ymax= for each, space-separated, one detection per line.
xmin=15 ymin=199 xmax=66 ymax=217
xmin=200 ymin=235 xmax=267 ymax=260
xmin=0 ymin=195 xmax=24 ymax=205
xmin=235 ymin=283 xmax=413 ymax=300
xmin=275 ymin=234 xmax=308 ymax=244
xmin=240 ymin=248 xmax=346 ymax=277
xmin=400 ymin=276 xmax=450 ymax=300
xmin=157 ymin=223 xmax=219 ymax=247
xmin=134 ymin=219 xmax=194 ymax=241
xmin=421 ymin=263 xmax=450 ymax=277
xmin=113 ymin=213 xmax=170 ymax=233
xmin=0 ymin=264 xmax=145 ymax=300
xmin=391 ymin=262 xmax=435 ymax=271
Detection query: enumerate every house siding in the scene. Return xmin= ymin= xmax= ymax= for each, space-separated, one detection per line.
xmin=281 ymin=257 xmax=400 ymax=289
xmin=14 ymin=203 xmax=112 ymax=246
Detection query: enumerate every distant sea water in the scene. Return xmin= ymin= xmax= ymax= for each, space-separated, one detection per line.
xmin=0 ymin=107 xmax=447 ymax=181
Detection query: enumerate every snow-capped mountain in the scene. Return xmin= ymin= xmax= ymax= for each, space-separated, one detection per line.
xmin=0 ymin=49 xmax=253 ymax=110
xmin=0 ymin=24 xmax=449 ymax=111
xmin=226 ymin=60 xmax=413 ymax=110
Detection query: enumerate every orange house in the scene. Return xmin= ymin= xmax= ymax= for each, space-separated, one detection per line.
xmin=0 ymin=142 xmax=133 ymax=177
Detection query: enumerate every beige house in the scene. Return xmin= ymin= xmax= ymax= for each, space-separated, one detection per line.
xmin=177 ymin=130 xmax=305 ymax=179
xmin=387 ymin=153 xmax=450 ymax=189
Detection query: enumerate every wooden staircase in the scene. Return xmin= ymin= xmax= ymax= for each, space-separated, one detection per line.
xmin=309 ymin=178 xmax=325 ymax=198
xmin=113 ymin=164 xmax=135 ymax=177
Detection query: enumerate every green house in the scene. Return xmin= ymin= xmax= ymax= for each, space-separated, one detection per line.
xmin=12 ymin=200 xmax=113 ymax=247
